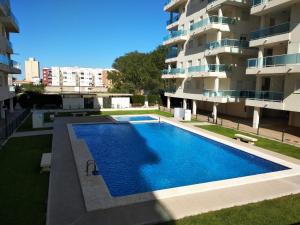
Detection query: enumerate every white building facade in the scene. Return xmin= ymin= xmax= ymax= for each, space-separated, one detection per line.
xmin=0 ymin=0 xmax=21 ymax=119
xmin=46 ymin=67 xmax=109 ymax=93
xmin=163 ymin=0 xmax=300 ymax=128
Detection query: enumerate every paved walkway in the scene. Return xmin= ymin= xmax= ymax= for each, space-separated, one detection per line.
xmin=11 ymin=130 xmax=53 ymax=137
xmin=47 ymin=115 xmax=300 ymax=225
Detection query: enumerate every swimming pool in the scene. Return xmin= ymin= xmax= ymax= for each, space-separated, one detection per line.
xmin=72 ymin=121 xmax=289 ymax=197
xmin=113 ymin=115 xmax=157 ymax=122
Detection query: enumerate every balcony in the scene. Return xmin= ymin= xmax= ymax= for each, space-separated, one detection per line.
xmin=250 ymin=0 xmax=299 ymax=15
xmin=167 ymin=15 xmax=179 ymax=26
xmin=205 ymin=39 xmax=255 ymax=56
xmin=0 ymin=54 xmax=21 ymax=74
xmin=166 ymin=47 xmax=178 ymax=63
xmin=188 ymin=64 xmax=231 ymax=78
xmin=247 ymin=53 xmax=300 ymax=74
xmin=164 ymin=0 xmax=188 ymax=12
xmin=0 ymin=3 xmax=20 ymax=33
xmin=162 ymin=68 xmax=186 ymax=79
xmin=207 ymin=0 xmax=249 ymax=11
xmin=204 ymin=89 xmax=283 ymax=101
xmin=163 ymin=30 xmax=187 ymax=45
xmin=190 ymin=16 xmax=237 ymax=37
xmin=249 ymin=22 xmax=290 ymax=47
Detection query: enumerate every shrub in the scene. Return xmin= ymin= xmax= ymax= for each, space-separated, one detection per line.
xmin=147 ymin=95 xmax=162 ymax=106
xmin=131 ymin=95 xmax=145 ymax=107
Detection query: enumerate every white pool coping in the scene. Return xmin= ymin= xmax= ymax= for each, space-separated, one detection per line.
xmin=67 ymin=114 xmax=300 ymax=212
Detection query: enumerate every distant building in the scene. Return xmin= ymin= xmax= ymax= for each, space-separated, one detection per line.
xmin=44 ymin=67 xmax=114 ymax=94
xmin=42 ymin=68 xmax=52 ymax=86
xmin=0 ymin=0 xmax=21 ymax=119
xmin=25 ymin=57 xmax=40 ymax=82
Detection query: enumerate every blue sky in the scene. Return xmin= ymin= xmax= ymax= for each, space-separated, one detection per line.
xmin=10 ymin=0 xmax=168 ymax=79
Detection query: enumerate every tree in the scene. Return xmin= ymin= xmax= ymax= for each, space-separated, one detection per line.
xmin=108 ymin=46 xmax=167 ymax=94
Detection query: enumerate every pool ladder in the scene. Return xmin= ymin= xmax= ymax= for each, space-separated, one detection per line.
xmin=86 ymin=160 xmax=99 ymax=176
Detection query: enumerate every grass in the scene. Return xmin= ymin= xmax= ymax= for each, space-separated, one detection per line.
xmin=0 ymin=135 xmax=52 ymax=225
xmin=161 ymin=194 xmax=300 ymax=225
xmin=17 ymin=114 xmax=53 ymax=132
xmin=197 ymin=125 xmax=300 ymax=160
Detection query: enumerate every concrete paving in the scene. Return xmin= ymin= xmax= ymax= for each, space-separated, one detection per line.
xmin=11 ymin=130 xmax=53 ymax=137
xmin=47 ymin=115 xmax=300 ymax=225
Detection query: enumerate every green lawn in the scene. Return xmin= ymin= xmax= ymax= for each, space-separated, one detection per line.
xmin=197 ymin=125 xmax=300 ymax=160
xmin=17 ymin=114 xmax=53 ymax=132
xmin=0 ymin=135 xmax=52 ymax=225
xmin=161 ymin=194 xmax=300 ymax=225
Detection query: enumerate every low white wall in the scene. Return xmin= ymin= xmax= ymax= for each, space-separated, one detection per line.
xmin=111 ymin=97 xmax=130 ymax=109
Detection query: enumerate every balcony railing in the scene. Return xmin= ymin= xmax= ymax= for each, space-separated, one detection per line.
xmin=203 ymin=89 xmax=283 ymax=101
xmin=163 ymin=30 xmax=187 ymax=41
xmin=251 ymin=0 xmax=264 ymax=6
xmin=0 ymin=54 xmax=10 ymax=65
xmin=247 ymin=53 xmax=300 ymax=68
xmin=162 ymin=68 xmax=185 ymax=75
xmin=250 ymin=22 xmax=290 ymax=40
xmin=167 ymin=15 xmax=179 ymax=26
xmin=188 ymin=64 xmax=232 ymax=73
xmin=166 ymin=47 xmax=178 ymax=59
xmin=206 ymin=39 xmax=249 ymax=50
xmin=190 ymin=16 xmax=237 ymax=31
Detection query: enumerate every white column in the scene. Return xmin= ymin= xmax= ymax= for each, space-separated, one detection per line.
xmin=167 ymin=97 xmax=171 ymax=109
xmin=183 ymin=99 xmax=187 ymax=109
xmin=0 ymin=101 xmax=5 ymax=119
xmin=253 ymin=107 xmax=261 ymax=129
xmin=258 ymin=47 xmax=264 ymax=67
xmin=256 ymin=76 xmax=262 ymax=91
xmin=216 ymin=55 xmax=220 ymax=65
xmin=192 ymin=100 xmax=197 ymax=116
xmin=217 ymin=30 xmax=222 ymax=42
xmin=9 ymin=98 xmax=14 ymax=113
xmin=218 ymin=8 xmax=223 ymax=17
xmin=213 ymin=103 xmax=218 ymax=123
xmin=214 ymin=77 xmax=220 ymax=92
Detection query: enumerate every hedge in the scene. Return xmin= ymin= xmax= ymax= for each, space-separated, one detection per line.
xmin=147 ymin=95 xmax=161 ymax=106
xmin=131 ymin=95 xmax=145 ymax=106
xmin=18 ymin=92 xmax=62 ymax=109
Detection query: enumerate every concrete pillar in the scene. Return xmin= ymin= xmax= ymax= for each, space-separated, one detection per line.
xmin=192 ymin=100 xmax=197 ymax=115
xmin=288 ymin=111 xmax=293 ymax=126
xmin=9 ymin=98 xmax=14 ymax=113
xmin=256 ymin=76 xmax=262 ymax=91
xmin=218 ymin=8 xmax=223 ymax=17
xmin=217 ymin=30 xmax=222 ymax=42
xmin=183 ymin=99 xmax=187 ymax=109
xmin=216 ymin=55 xmax=220 ymax=65
xmin=253 ymin=107 xmax=261 ymax=129
xmin=168 ymin=64 xmax=171 ymax=70
xmin=258 ymin=47 xmax=264 ymax=67
xmin=214 ymin=77 xmax=220 ymax=92
xmin=213 ymin=103 xmax=218 ymax=123
xmin=0 ymin=101 xmax=5 ymax=119
xmin=167 ymin=97 xmax=171 ymax=109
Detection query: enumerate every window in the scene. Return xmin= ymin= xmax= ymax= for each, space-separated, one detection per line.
xmin=188 ymin=40 xmax=194 ymax=49
xmin=197 ymin=37 xmax=202 ymax=47
xmin=188 ymin=60 xmax=192 ymax=67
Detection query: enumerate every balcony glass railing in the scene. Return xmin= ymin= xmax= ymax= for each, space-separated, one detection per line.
xmin=247 ymin=53 xmax=300 ymax=68
xmin=163 ymin=30 xmax=187 ymax=41
xmin=250 ymin=22 xmax=290 ymax=40
xmin=190 ymin=16 xmax=237 ymax=31
xmin=203 ymin=90 xmax=283 ymax=101
xmin=0 ymin=54 xmax=10 ymax=65
xmin=251 ymin=0 xmax=264 ymax=6
xmin=166 ymin=47 xmax=178 ymax=59
xmin=167 ymin=15 xmax=179 ymax=25
xmin=162 ymin=68 xmax=185 ymax=75
xmin=188 ymin=64 xmax=232 ymax=73
xmin=206 ymin=39 xmax=249 ymax=50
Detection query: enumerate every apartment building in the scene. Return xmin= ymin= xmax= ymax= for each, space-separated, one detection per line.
xmin=25 ymin=57 xmax=40 ymax=83
xmin=42 ymin=68 xmax=52 ymax=86
xmin=44 ymin=67 xmax=112 ymax=94
xmin=245 ymin=0 xmax=300 ymax=128
xmin=162 ymin=0 xmax=300 ymax=128
xmin=0 ymin=0 xmax=21 ymax=119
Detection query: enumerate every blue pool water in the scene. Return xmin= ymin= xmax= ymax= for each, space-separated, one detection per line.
xmin=73 ymin=122 xmax=289 ymax=197
xmin=114 ymin=116 xmax=157 ymax=122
